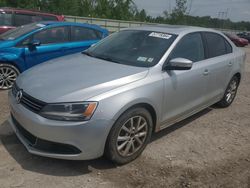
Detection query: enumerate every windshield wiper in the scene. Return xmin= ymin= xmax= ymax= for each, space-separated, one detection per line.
xmin=82 ymin=51 xmax=121 ymax=64
xmin=94 ymin=55 xmax=121 ymax=64
xmin=82 ymin=51 xmax=95 ymax=57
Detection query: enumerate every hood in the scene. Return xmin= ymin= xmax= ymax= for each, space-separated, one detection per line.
xmin=0 ymin=40 xmax=15 ymax=48
xmin=239 ymin=38 xmax=248 ymax=43
xmin=17 ymin=53 xmax=148 ymax=103
xmin=0 ymin=26 xmax=15 ymax=34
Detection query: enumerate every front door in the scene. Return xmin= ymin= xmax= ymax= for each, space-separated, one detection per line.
xmin=24 ymin=26 xmax=70 ymax=68
xmin=161 ymin=32 xmax=209 ymax=128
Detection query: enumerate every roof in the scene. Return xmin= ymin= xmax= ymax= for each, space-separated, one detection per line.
xmin=0 ymin=7 xmax=62 ymax=17
xmin=125 ymin=24 xmax=217 ymax=35
xmin=35 ymin=21 xmax=108 ymax=32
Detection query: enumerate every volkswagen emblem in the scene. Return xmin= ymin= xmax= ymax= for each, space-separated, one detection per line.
xmin=16 ymin=90 xmax=23 ymax=104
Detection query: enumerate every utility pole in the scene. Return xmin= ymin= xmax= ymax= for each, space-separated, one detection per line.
xmin=218 ymin=9 xmax=229 ymax=29
xmin=187 ymin=0 xmax=193 ymax=15
xmin=225 ymin=8 xmax=229 ymax=19
xmin=169 ymin=0 xmax=172 ymax=15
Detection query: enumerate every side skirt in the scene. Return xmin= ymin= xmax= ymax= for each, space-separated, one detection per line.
xmin=157 ymin=96 xmax=221 ymax=132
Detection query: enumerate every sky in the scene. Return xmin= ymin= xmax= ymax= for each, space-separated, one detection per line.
xmin=133 ymin=0 xmax=250 ymax=22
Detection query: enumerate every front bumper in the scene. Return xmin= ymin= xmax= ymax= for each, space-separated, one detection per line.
xmin=8 ymin=91 xmax=114 ymax=160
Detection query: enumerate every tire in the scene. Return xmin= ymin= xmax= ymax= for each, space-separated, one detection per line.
xmin=0 ymin=63 xmax=20 ymax=90
xmin=216 ymin=76 xmax=240 ymax=108
xmin=105 ymin=107 xmax=153 ymax=164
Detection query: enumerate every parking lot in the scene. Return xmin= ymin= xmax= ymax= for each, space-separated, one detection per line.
xmin=0 ymin=47 xmax=249 ymax=188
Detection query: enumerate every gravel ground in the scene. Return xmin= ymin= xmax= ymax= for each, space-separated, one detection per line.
xmin=0 ymin=47 xmax=250 ymax=188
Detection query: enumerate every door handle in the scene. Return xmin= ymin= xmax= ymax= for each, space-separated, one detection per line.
xmin=203 ymin=69 xmax=209 ymax=76
xmin=228 ymin=62 xmax=233 ymax=67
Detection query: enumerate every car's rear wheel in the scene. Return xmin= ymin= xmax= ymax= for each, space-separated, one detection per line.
xmin=105 ymin=107 xmax=153 ymax=164
xmin=216 ymin=76 xmax=240 ymax=107
xmin=0 ymin=63 xmax=19 ymax=90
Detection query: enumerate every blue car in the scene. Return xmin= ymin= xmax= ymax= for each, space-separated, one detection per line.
xmin=0 ymin=21 xmax=108 ymax=89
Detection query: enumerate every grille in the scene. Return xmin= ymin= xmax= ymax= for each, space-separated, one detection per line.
xmin=12 ymin=83 xmax=46 ymax=113
xmin=12 ymin=115 xmax=81 ymax=155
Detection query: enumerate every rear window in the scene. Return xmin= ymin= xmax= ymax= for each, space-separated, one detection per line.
xmin=71 ymin=26 xmax=102 ymax=41
xmin=38 ymin=15 xmax=58 ymax=21
xmin=204 ymin=32 xmax=232 ymax=58
xmin=0 ymin=11 xmax=12 ymax=26
xmin=14 ymin=13 xmax=35 ymax=26
xmin=225 ymin=40 xmax=233 ymax=54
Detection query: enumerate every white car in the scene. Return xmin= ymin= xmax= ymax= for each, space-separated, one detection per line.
xmin=9 ymin=25 xmax=246 ymax=164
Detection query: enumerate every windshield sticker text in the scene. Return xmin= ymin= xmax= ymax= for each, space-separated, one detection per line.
xmin=149 ymin=32 xmax=172 ymax=39
xmin=137 ymin=56 xmax=148 ymax=62
xmin=147 ymin=58 xmax=154 ymax=63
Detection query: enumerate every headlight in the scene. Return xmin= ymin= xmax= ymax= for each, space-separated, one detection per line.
xmin=39 ymin=102 xmax=98 ymax=121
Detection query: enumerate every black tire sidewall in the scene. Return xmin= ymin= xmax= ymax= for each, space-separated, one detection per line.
xmin=0 ymin=63 xmax=20 ymax=90
xmin=218 ymin=76 xmax=240 ymax=107
xmin=105 ymin=107 xmax=153 ymax=164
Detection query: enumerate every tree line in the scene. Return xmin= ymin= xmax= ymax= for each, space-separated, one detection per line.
xmin=0 ymin=0 xmax=249 ymax=31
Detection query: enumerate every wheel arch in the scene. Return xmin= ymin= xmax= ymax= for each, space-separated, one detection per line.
xmin=104 ymin=101 xmax=158 ymax=163
xmin=111 ymin=101 xmax=158 ymax=133
xmin=0 ymin=60 xmax=21 ymax=73
xmin=0 ymin=52 xmax=26 ymax=72
xmin=234 ymin=72 xmax=241 ymax=83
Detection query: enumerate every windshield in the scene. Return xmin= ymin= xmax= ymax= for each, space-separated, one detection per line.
xmin=0 ymin=23 xmax=45 ymax=40
xmin=86 ymin=30 xmax=177 ymax=67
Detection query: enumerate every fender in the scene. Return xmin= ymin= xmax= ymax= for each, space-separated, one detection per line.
xmin=0 ymin=52 xmax=26 ymax=72
xmin=111 ymin=98 xmax=159 ymax=129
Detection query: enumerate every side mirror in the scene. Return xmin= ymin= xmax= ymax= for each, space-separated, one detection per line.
xmin=164 ymin=58 xmax=193 ymax=71
xmin=27 ymin=39 xmax=41 ymax=51
xmin=29 ymin=39 xmax=41 ymax=46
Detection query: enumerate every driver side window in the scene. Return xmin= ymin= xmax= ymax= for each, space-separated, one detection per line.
xmin=33 ymin=26 xmax=69 ymax=45
xmin=20 ymin=26 xmax=70 ymax=46
xmin=170 ymin=32 xmax=205 ymax=62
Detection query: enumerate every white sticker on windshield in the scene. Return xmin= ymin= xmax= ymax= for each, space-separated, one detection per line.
xmin=147 ymin=58 xmax=154 ymax=63
xmin=137 ymin=56 xmax=148 ymax=62
xmin=36 ymin=23 xmax=46 ymax=27
xmin=149 ymin=32 xmax=172 ymax=39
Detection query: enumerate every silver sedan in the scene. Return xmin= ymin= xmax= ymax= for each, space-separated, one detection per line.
xmin=8 ymin=26 xmax=246 ymax=164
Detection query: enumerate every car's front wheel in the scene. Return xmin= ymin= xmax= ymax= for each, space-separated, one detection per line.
xmin=216 ymin=76 xmax=240 ymax=107
xmin=0 ymin=63 xmax=20 ymax=90
xmin=105 ymin=107 xmax=153 ymax=164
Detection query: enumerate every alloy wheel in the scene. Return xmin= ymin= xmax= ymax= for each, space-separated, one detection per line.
xmin=0 ymin=66 xmax=18 ymax=90
xmin=116 ymin=116 xmax=148 ymax=157
xmin=225 ymin=79 xmax=238 ymax=104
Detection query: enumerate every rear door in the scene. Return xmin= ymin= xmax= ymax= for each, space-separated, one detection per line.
xmin=201 ymin=32 xmax=234 ymax=101
xmin=23 ymin=26 xmax=70 ymax=68
xmin=66 ymin=26 xmax=103 ymax=54
xmin=161 ymin=32 xmax=209 ymax=127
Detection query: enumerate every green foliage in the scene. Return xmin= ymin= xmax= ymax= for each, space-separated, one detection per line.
xmin=0 ymin=0 xmax=249 ymax=30
xmin=171 ymin=0 xmax=187 ymax=22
